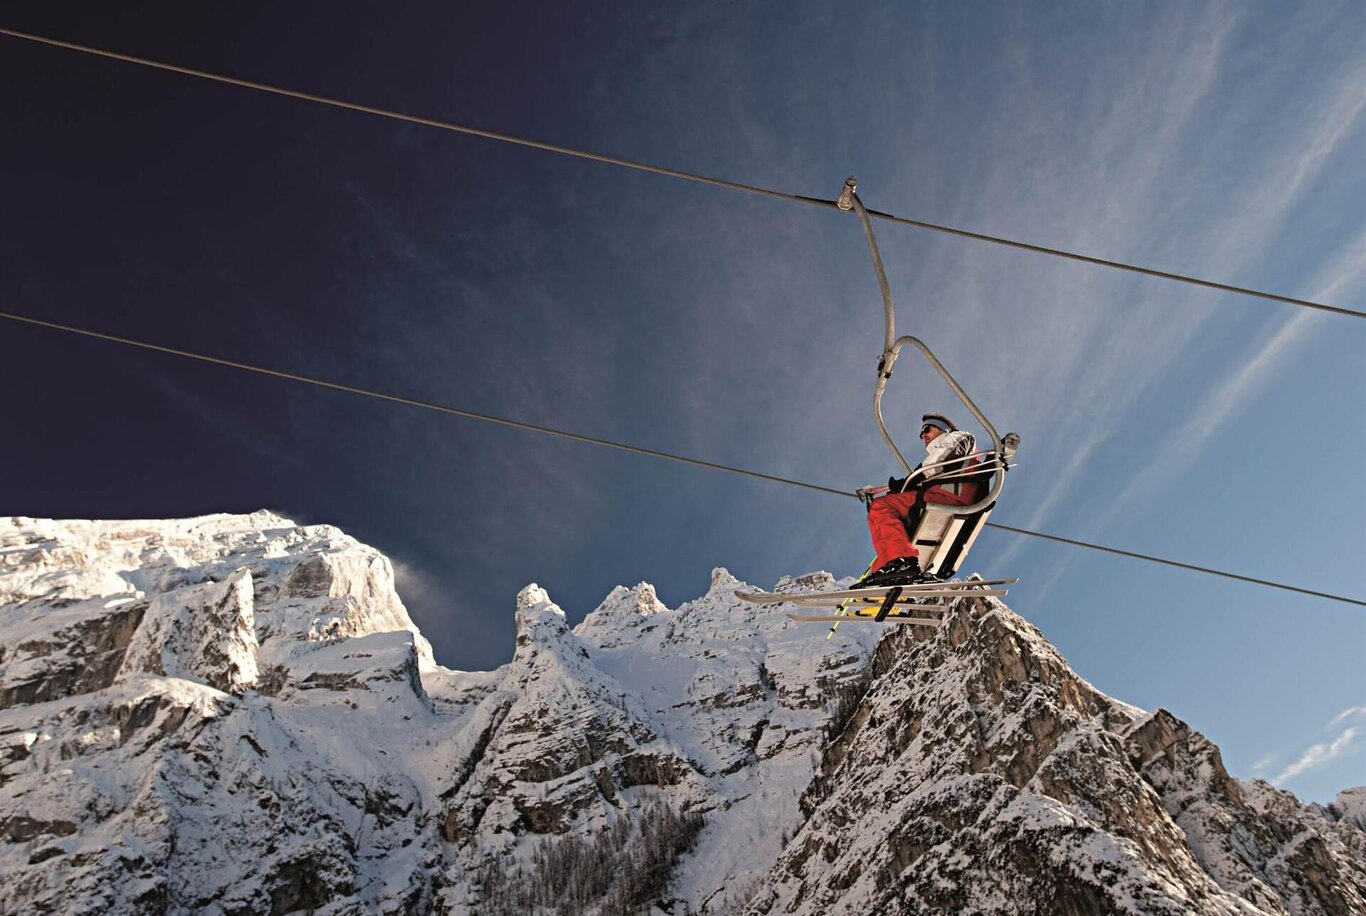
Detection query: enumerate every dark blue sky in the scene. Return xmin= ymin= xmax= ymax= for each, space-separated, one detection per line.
xmin=3 ymin=2 xmax=1363 ymax=800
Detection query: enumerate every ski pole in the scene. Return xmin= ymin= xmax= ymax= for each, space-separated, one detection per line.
xmin=828 ymin=556 xmax=879 ymax=639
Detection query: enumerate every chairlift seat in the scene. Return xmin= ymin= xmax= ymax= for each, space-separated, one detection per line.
xmin=906 ymin=454 xmax=1001 ymax=578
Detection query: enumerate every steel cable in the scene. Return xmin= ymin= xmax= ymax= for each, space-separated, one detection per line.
xmin=4 ymin=309 xmax=1363 ymax=608
xmin=1 ymin=26 xmax=1362 ymax=319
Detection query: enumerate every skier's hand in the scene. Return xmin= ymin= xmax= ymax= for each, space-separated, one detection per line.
xmin=856 ymin=485 xmax=887 ymax=509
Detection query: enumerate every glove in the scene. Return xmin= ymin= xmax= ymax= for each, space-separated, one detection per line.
xmin=888 ymin=475 xmax=908 ymax=493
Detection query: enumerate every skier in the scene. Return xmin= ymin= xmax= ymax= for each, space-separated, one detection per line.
xmin=735 ymin=182 xmax=1022 ymax=621
xmin=859 ymin=413 xmax=980 ymax=586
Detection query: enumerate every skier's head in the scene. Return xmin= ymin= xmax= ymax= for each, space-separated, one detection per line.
xmin=919 ymin=413 xmax=956 ymax=444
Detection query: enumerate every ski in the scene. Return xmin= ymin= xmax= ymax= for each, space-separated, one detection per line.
xmin=735 ymin=578 xmax=1016 ymax=605
xmin=787 ymin=611 xmax=944 ymax=625
xmin=784 ymin=588 xmax=1007 ymax=607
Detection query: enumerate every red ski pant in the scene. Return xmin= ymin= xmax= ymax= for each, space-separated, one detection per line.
xmin=866 ymin=484 xmax=976 ymax=572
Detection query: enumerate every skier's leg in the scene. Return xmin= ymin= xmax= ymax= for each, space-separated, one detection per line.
xmin=866 ymin=492 xmax=921 ymax=571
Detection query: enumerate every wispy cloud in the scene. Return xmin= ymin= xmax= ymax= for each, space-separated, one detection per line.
xmin=892 ymin=8 xmax=1246 ymax=538
xmin=1089 ymin=310 xmax=1319 ymax=534
xmin=126 ymin=363 xmax=304 ymax=470
xmin=347 ymin=182 xmax=429 ymax=269
xmin=983 ymin=42 xmax=1366 ymax=581
xmin=1017 ymin=551 xmax=1077 ymax=611
xmin=1274 ymin=725 xmax=1360 ymax=785
xmin=391 ymin=557 xmax=449 ymax=616
xmin=1271 ymin=706 xmax=1366 ymax=785
xmin=1329 ymin=705 xmax=1366 ymax=729
xmin=1088 ymin=220 xmax=1364 ymax=535
xmin=1207 ymin=68 xmax=1366 ymax=270
xmin=1250 ymin=752 xmax=1278 ymax=778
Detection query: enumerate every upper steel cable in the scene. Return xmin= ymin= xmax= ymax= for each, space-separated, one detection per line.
xmin=0 ymin=310 xmax=850 ymax=500
xmin=1 ymin=26 xmax=1362 ymax=320
xmin=3 ymin=309 xmax=1363 ymax=608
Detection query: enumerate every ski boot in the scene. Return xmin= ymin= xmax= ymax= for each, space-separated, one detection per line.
xmin=856 ymin=555 xmax=923 ymax=588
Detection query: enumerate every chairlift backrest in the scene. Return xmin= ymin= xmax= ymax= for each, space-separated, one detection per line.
xmin=908 ymin=450 xmax=1004 ymax=578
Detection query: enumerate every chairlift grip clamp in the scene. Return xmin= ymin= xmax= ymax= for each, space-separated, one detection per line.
xmin=998 ymin=432 xmax=1021 ymax=472
xmin=837 ymin=177 xmax=858 ymax=211
xmin=877 ymin=345 xmax=900 ymax=380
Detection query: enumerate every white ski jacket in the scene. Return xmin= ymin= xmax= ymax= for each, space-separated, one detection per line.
xmin=921 ymin=429 xmax=976 ymax=480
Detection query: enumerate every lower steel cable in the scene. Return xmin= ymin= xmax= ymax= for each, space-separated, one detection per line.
xmin=3 ymin=309 xmax=1362 ymax=608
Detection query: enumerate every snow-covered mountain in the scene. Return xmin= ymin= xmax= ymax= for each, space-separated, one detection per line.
xmin=1 ymin=513 xmax=1362 ymax=915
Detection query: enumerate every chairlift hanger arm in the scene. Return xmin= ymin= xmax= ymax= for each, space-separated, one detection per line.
xmin=838 ymin=179 xmax=914 ymax=476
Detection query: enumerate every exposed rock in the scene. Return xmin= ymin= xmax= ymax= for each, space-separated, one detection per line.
xmin=752 ymin=597 xmax=1365 ymax=916
xmin=0 ymin=601 xmax=146 ymax=709
xmin=1330 ymin=787 xmax=1366 ymax=832
xmin=117 ymin=568 xmax=259 ymax=694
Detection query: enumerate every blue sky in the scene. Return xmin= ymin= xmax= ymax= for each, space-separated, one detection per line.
xmin=1 ymin=2 xmax=1362 ymax=802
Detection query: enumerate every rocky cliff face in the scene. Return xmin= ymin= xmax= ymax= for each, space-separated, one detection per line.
xmin=752 ymin=600 xmax=1366 ymax=915
xmin=1 ymin=514 xmax=439 ymax=915
xmin=1 ymin=513 xmax=1362 ymax=915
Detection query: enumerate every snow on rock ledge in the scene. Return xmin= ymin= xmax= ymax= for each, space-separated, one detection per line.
xmin=0 ymin=512 xmax=434 ymax=709
xmin=117 ymin=567 xmax=259 ymax=694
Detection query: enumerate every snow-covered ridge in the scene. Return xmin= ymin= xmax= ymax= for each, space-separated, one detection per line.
xmin=0 ymin=513 xmax=881 ymax=913
xmin=1 ymin=513 xmax=1362 ymax=915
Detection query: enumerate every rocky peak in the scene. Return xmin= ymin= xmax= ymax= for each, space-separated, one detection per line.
xmin=754 ymin=596 xmax=1366 ymax=915
xmin=1333 ymin=788 xmax=1366 ymax=831
xmin=513 ymin=583 xmax=572 ymax=648
xmin=709 ymin=566 xmax=740 ymax=593
xmin=575 ymin=582 xmax=672 ymax=650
